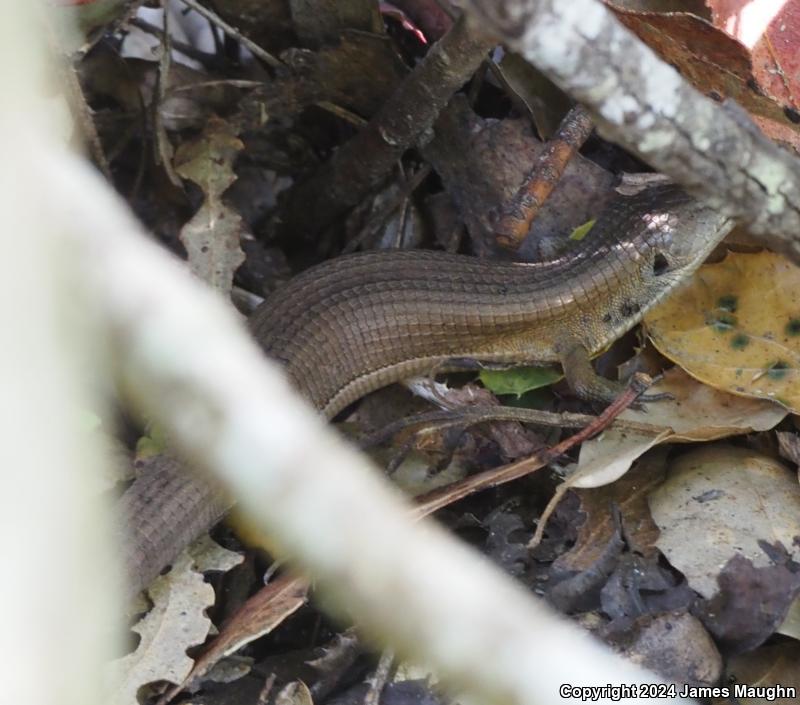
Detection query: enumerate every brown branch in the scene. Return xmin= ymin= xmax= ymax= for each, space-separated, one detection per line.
xmin=412 ymin=373 xmax=651 ymax=518
xmin=461 ymin=0 xmax=800 ymax=263
xmin=491 ymin=104 xmax=594 ymax=250
xmin=359 ymin=403 xmax=666 ymax=449
xmin=280 ymin=13 xmax=496 ymax=238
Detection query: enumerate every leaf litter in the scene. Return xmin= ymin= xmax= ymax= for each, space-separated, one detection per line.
xmin=73 ymin=0 xmax=800 ymax=700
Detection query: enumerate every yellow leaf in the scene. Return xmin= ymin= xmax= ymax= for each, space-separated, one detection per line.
xmin=644 ymin=251 xmax=800 ymax=412
xmin=571 ymin=367 xmax=786 ymax=490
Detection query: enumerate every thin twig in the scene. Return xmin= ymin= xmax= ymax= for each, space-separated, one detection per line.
xmin=169 ymin=79 xmax=265 ymax=91
xmin=315 ymin=100 xmax=369 ymax=128
xmin=281 ymin=15 xmax=496 ymax=239
xmin=491 ymin=104 xmax=594 ymax=250
xmin=412 ymin=374 xmax=651 ymax=518
xmin=462 ymin=0 xmax=800 ymax=263
xmin=153 ymin=3 xmax=181 ymax=187
xmin=343 ymin=165 xmax=432 ymax=254
xmin=364 ymin=650 xmax=395 ymax=705
xmin=178 ymin=0 xmax=282 ymax=69
xmin=62 ymin=62 xmax=113 ymax=180
xmin=359 ymin=404 xmax=664 ymax=449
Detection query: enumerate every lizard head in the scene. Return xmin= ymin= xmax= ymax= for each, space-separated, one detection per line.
xmin=632 ymin=185 xmax=733 ymax=307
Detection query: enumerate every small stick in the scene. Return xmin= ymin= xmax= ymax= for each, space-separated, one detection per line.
xmin=491 ymin=104 xmax=594 ymax=250
xmin=528 ymin=381 xmax=658 ymax=549
xmin=162 ymin=377 xmax=651 ymax=701
xmin=364 ymin=649 xmax=395 ymax=705
xmin=412 ymin=373 xmax=650 ymax=518
xmin=280 ymin=15 xmax=496 ymax=239
xmin=359 ymin=403 xmax=663 ymax=449
xmin=178 ymin=0 xmax=282 ymax=69
xmin=153 ymin=4 xmax=181 ymax=187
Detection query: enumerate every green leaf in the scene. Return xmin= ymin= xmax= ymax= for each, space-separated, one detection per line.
xmin=479 ymin=365 xmax=562 ymax=397
xmin=569 ymin=218 xmax=596 ymax=241
xmin=504 ymin=387 xmax=555 ymax=409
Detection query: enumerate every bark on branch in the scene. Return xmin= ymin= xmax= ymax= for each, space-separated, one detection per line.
xmin=461 ymin=0 xmax=800 ymax=262
xmin=281 ymin=14 xmax=495 ymax=238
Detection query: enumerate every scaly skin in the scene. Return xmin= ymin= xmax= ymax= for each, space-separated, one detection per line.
xmin=119 ymin=185 xmax=733 ymax=598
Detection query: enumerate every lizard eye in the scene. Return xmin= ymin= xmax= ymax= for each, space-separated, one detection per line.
xmin=653 ymin=252 xmax=670 ymax=276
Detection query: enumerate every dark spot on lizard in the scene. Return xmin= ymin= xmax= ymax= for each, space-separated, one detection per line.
xmin=602 ymin=312 xmax=613 ymax=324
xmin=620 ymin=301 xmax=641 ymax=318
xmin=747 ymin=77 xmax=764 ymax=95
xmin=496 ymin=284 xmax=509 ymax=296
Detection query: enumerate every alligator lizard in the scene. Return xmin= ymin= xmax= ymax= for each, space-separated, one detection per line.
xmin=118 ymin=184 xmax=733 ymax=597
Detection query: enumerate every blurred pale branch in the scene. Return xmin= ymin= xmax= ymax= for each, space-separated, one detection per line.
xmin=0 ymin=3 xmax=720 ymax=704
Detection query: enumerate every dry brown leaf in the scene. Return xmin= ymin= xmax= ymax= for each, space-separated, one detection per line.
xmin=570 ymin=367 xmax=786 ymax=489
xmin=108 ymin=536 xmax=242 ymax=705
xmin=556 ymin=449 xmax=668 ymax=572
xmin=608 ymin=2 xmax=800 ymax=151
xmin=777 ymin=430 xmax=800 ymax=471
xmin=645 ymin=251 xmax=800 ymax=412
xmin=175 ymin=116 xmax=246 ymax=295
xmin=649 ymin=444 xmax=800 ymax=600
xmin=708 ymin=0 xmax=800 ymax=113
xmin=421 ymin=97 xmax=616 ymax=259
xmin=164 ymin=574 xmax=308 ymax=701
